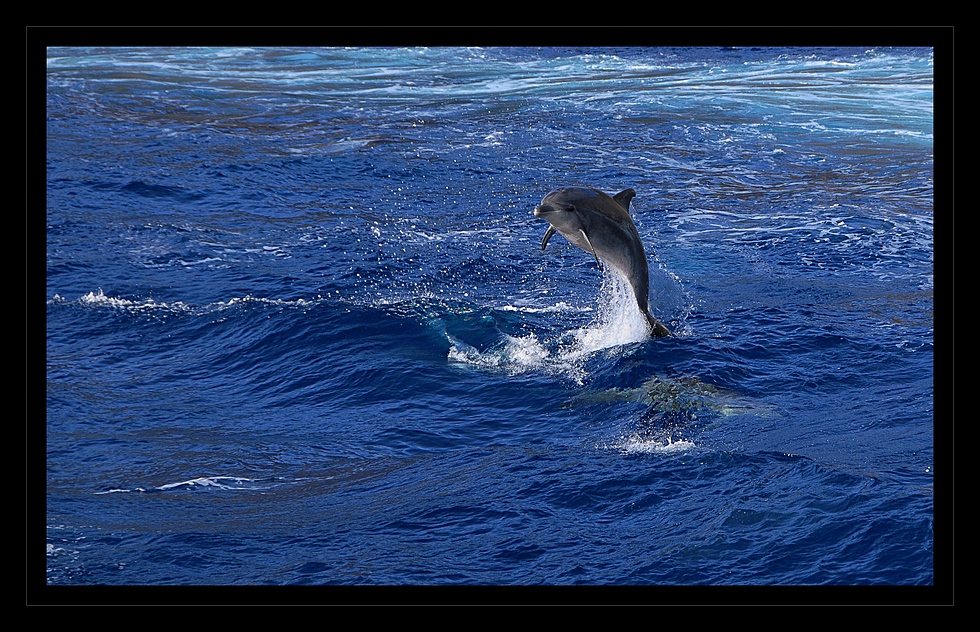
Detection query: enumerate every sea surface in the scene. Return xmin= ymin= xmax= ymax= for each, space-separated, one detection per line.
xmin=42 ymin=45 xmax=938 ymax=593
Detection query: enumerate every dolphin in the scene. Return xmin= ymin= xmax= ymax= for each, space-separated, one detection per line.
xmin=533 ymin=186 xmax=670 ymax=337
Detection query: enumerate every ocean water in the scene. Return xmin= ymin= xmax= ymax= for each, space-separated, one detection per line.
xmin=41 ymin=45 xmax=939 ymax=595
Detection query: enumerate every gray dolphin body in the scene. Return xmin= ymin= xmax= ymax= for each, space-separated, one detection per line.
xmin=533 ymin=186 xmax=670 ymax=337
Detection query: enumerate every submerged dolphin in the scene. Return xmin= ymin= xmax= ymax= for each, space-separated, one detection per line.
xmin=533 ymin=186 xmax=670 ymax=337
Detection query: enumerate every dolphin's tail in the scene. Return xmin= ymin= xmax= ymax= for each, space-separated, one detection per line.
xmin=645 ymin=311 xmax=671 ymax=338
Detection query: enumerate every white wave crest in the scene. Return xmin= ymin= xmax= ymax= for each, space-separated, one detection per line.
xmin=50 ymin=288 xmax=318 ymax=316
xmin=77 ymin=288 xmax=192 ymax=313
xmin=95 ymin=476 xmax=274 ymax=494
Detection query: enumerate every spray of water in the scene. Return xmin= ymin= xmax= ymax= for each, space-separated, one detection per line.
xmin=569 ymin=268 xmax=651 ymax=353
xmin=447 ymin=269 xmax=652 ymax=383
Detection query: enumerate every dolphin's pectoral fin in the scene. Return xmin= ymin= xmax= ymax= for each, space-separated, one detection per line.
xmin=541 ymin=225 xmax=556 ymax=250
xmin=613 ymin=188 xmax=637 ymax=211
xmin=578 ymin=229 xmax=602 ymax=269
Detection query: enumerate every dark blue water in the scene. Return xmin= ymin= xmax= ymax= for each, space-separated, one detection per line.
xmin=43 ymin=46 xmax=936 ymax=591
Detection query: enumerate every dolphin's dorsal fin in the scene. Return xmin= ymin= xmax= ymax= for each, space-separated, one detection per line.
xmin=613 ymin=188 xmax=636 ymax=211
xmin=579 ymin=229 xmax=602 ymax=269
xmin=541 ymin=225 xmax=557 ymax=250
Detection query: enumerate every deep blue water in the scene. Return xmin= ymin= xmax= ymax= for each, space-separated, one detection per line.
xmin=42 ymin=45 xmax=937 ymax=593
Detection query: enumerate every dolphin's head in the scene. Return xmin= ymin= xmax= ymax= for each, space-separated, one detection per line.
xmin=533 ymin=187 xmax=606 ymax=262
xmin=534 ymin=187 xmax=598 ymax=214
xmin=533 ymin=187 xmax=598 ymax=233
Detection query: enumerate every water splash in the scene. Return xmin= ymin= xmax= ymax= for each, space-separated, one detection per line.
xmin=447 ymin=269 xmax=654 ymax=383
xmin=604 ymin=433 xmax=697 ymax=455
xmin=570 ymin=269 xmax=652 ymax=351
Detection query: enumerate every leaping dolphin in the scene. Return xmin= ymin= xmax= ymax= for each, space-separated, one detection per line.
xmin=533 ymin=186 xmax=670 ymax=337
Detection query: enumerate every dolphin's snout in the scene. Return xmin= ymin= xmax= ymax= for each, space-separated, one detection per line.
xmin=534 ymin=203 xmax=563 ymax=218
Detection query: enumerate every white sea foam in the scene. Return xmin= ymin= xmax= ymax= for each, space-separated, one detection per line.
xmin=606 ymin=434 xmax=697 ymax=455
